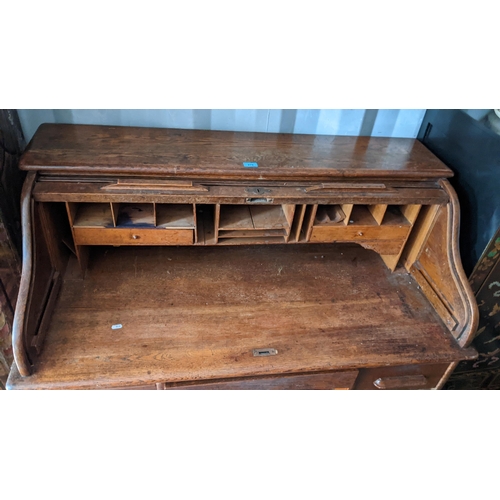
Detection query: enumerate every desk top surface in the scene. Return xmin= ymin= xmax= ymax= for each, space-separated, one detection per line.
xmin=8 ymin=244 xmax=473 ymax=389
xmin=20 ymin=124 xmax=453 ymax=181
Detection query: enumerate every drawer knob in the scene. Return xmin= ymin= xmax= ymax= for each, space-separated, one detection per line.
xmin=373 ymin=374 xmax=428 ymax=389
xmin=132 ymin=234 xmax=140 ymax=240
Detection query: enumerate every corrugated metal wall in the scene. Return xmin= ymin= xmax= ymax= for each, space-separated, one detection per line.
xmin=18 ymin=109 xmax=426 ymax=142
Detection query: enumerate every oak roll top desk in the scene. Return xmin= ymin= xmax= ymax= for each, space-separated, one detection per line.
xmin=7 ymin=124 xmax=478 ymax=389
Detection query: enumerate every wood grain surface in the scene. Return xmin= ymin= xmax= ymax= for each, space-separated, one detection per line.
xmin=409 ymin=180 xmax=479 ymax=347
xmin=20 ymin=124 xmax=453 ymax=181
xmin=8 ymin=243 xmax=475 ymax=389
xmin=161 ymin=371 xmax=359 ymax=390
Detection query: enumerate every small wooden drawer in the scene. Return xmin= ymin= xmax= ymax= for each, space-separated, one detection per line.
xmin=73 ymin=227 xmax=194 ymax=246
xmin=310 ymin=225 xmax=410 ymax=244
xmin=353 ymin=363 xmax=449 ymax=390
xmin=157 ymin=370 xmax=359 ymax=390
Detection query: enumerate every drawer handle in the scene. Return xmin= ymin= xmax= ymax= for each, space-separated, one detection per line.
xmin=132 ymin=234 xmax=140 ymax=240
xmin=373 ymin=374 xmax=428 ymax=389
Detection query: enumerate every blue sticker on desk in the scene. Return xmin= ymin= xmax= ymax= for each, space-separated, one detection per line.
xmin=243 ymin=162 xmax=258 ymax=168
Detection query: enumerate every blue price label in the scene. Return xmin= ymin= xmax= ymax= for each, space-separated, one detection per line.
xmin=243 ymin=162 xmax=258 ymax=168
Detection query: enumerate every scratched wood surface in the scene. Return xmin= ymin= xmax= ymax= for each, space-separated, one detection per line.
xmin=7 ymin=243 xmax=475 ymax=389
xmin=19 ymin=124 xmax=454 ymax=181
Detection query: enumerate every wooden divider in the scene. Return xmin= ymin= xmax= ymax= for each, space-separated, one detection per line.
xmin=65 ymin=202 xmax=89 ymax=276
xmin=67 ymin=202 xmax=197 ymax=273
xmin=63 ymin=201 xmax=435 ymax=272
xmin=341 ymin=204 xmax=354 ymax=225
xmin=290 ymin=205 xmax=307 ymax=242
xmin=368 ymin=204 xmax=387 ymax=225
xmin=379 ymin=204 xmax=422 ymax=271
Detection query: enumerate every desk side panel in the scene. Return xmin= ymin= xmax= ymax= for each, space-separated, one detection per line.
xmin=12 ymin=174 xmax=70 ymax=376
xmin=405 ymin=180 xmax=479 ymax=347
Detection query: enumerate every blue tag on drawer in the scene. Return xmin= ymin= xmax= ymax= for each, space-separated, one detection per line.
xmin=243 ymin=162 xmax=258 ymax=168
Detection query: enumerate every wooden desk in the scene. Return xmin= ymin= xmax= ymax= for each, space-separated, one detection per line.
xmin=7 ymin=125 xmax=478 ymax=389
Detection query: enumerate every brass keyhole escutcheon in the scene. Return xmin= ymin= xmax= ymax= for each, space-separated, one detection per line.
xmin=253 ymin=348 xmax=278 ymax=357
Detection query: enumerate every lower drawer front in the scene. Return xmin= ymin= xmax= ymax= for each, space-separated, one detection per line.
xmin=159 ymin=371 xmax=359 ymax=390
xmin=354 ymin=363 xmax=449 ymax=390
xmin=73 ymin=227 xmax=193 ymax=245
